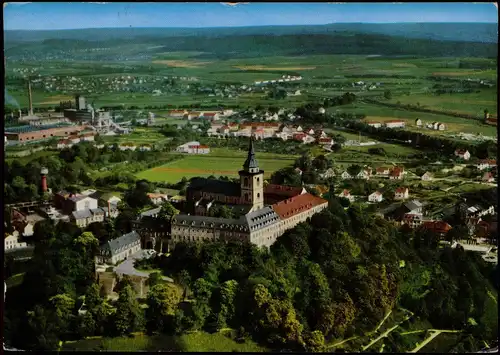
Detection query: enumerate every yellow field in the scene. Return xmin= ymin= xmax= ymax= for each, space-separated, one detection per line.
xmin=233 ymin=65 xmax=316 ymax=71
xmin=152 ymin=60 xmax=212 ymax=68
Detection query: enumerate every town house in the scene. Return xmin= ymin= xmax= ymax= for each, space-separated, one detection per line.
xmin=394 ymin=187 xmax=409 ymax=200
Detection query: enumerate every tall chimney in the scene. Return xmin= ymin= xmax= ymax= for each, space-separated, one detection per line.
xmin=28 ymin=80 xmax=33 ymax=116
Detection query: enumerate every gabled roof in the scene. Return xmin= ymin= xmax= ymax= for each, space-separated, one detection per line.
xmin=272 ymin=193 xmax=327 ymax=220
xmin=404 ymin=200 xmax=422 ymax=211
xmin=105 ymin=231 xmax=141 ymax=255
xmin=72 ymin=209 xmax=92 ymax=220
xmin=188 ymin=177 xmax=241 ymax=197
xmin=395 ymin=187 xmax=409 ymax=194
xmin=370 ymin=191 xmax=382 ymax=197
xmin=264 ymin=184 xmax=304 ymax=198
xmin=421 ymin=221 xmax=452 ymax=234
xmin=390 ymin=167 xmax=404 ymax=176
xmin=245 ymin=206 xmax=281 ymax=231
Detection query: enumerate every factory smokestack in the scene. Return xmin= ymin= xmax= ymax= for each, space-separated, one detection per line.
xmin=28 ymin=80 xmax=33 ymax=116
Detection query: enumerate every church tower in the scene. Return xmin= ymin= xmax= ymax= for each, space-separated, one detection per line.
xmin=239 ymin=136 xmax=264 ymax=211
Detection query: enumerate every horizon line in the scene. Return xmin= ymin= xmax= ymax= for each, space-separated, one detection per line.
xmin=5 ymin=21 xmax=498 ymax=32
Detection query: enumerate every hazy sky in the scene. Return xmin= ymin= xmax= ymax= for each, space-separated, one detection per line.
xmin=3 ymin=2 xmax=498 ymax=30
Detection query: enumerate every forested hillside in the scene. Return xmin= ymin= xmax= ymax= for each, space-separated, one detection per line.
xmin=4 ymin=195 xmax=497 ymax=352
xmin=5 ymin=32 xmax=498 ymax=59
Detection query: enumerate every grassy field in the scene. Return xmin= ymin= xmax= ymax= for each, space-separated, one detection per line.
xmin=137 ymin=148 xmax=297 ymax=183
xmin=8 ymin=54 xmax=496 ymax=111
xmin=62 ymin=332 xmax=267 ymax=352
xmin=327 ymin=101 xmax=497 ymax=136
xmin=388 ymin=90 xmax=497 ymax=117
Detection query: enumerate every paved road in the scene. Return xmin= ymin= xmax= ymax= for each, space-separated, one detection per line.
xmin=114 ymin=251 xmax=173 ymax=282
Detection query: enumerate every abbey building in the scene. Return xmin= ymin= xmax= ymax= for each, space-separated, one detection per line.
xmin=171 ymin=138 xmax=328 ymax=248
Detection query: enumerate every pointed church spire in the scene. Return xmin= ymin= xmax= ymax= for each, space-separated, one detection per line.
xmin=243 ymin=136 xmax=259 ymax=172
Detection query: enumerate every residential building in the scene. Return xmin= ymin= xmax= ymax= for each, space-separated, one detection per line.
xmin=168 ymin=109 xmax=188 ymax=118
xmin=376 ymin=167 xmax=391 ymax=176
xmin=176 ymin=141 xmax=210 ymax=154
xmin=319 ymin=168 xmax=335 ymax=179
xmin=71 ymin=208 xmax=107 ymax=228
xmin=356 ymin=169 xmax=371 ymax=180
xmin=421 ymin=172 xmax=433 ymax=181
xmin=477 ymin=159 xmax=496 ymax=170
xmin=295 ymin=167 xmax=303 ymax=176
xmin=415 ymin=118 xmax=422 ymax=127
xmin=201 ymin=112 xmax=220 ymax=121
xmin=57 ymin=139 xmax=73 ymax=149
xmin=366 ymin=121 xmax=382 ymax=128
xmin=318 ymin=137 xmax=334 ymax=146
xmin=389 ymin=167 xmax=404 ymax=180
xmin=338 ymin=189 xmax=354 ymax=202
xmin=4 ymin=230 xmax=28 ymax=251
xmin=404 ymin=200 xmax=423 ymax=214
xmin=454 ymin=149 xmax=471 ymax=160
xmin=384 ymin=120 xmax=405 ymax=128
xmin=368 ymin=191 xmax=383 ymax=203
xmin=54 ymin=191 xmax=99 ymax=214
xmin=341 ymin=171 xmax=352 ymax=180
xmin=394 ymin=187 xmax=409 ymax=200
xmin=95 ymin=231 xmax=142 ymax=265
xmin=148 ymin=193 xmax=170 ymax=205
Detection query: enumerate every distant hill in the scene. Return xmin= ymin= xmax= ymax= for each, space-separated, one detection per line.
xmin=4 ymin=22 xmax=498 ymax=43
xmin=4 ymin=31 xmax=497 ymax=59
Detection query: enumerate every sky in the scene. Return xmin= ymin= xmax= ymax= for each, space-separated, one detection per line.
xmin=3 ymin=2 xmax=498 ymax=31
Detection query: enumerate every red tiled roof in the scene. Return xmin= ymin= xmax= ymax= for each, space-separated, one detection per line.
xmin=255 ymin=129 xmax=264 ymax=133
xmin=264 ymin=184 xmax=304 ymax=198
xmin=386 ymin=120 xmax=405 ymax=123
xmin=221 ymin=125 xmax=230 ymax=130
xmin=390 ymin=167 xmax=404 ymax=176
xmin=421 ymin=221 xmax=452 ymax=234
xmin=241 ymin=122 xmax=280 ymax=128
xmin=203 ymin=113 xmax=217 ymax=117
xmin=318 ymin=138 xmax=332 ymax=143
xmin=376 ymin=167 xmax=390 ymax=173
xmin=366 ymin=121 xmax=381 ymax=124
xmin=455 ymin=149 xmax=468 ymax=155
xmin=395 ymin=187 xmax=408 ymax=194
xmin=272 ymin=193 xmax=327 ymax=220
xmin=198 ymin=145 xmax=209 ymax=149
xmin=293 ymin=133 xmax=307 ymax=138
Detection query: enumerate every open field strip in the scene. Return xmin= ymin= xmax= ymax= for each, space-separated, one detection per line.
xmin=137 ymin=149 xmax=296 ymax=183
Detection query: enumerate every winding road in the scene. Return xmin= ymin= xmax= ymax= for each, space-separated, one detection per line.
xmin=114 ymin=250 xmax=173 ymax=282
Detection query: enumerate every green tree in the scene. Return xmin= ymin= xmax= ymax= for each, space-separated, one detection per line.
xmin=384 ymin=90 xmax=392 ymax=100
xmin=145 ymin=283 xmax=182 ymax=334
xmin=304 ymin=330 xmax=326 ymax=352
xmin=113 ymin=284 xmax=143 ymax=336
xmin=147 ymin=272 xmax=163 ymax=288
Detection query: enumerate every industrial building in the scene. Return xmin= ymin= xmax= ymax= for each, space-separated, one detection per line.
xmin=4 ymin=123 xmax=89 ymax=142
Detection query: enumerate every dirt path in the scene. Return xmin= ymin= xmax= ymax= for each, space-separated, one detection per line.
xmin=408 ymin=329 xmax=462 ymax=353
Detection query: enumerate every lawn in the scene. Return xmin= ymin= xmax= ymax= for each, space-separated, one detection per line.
xmin=62 ymin=332 xmax=267 ymax=352
xmin=137 ymin=150 xmax=295 ymax=183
